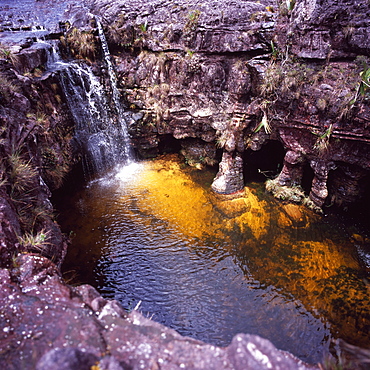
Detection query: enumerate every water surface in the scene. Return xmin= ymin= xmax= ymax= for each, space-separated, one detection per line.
xmin=59 ymin=155 xmax=370 ymax=364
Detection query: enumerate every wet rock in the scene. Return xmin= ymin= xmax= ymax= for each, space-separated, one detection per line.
xmin=16 ymin=43 xmax=51 ymax=74
xmin=211 ymin=151 xmax=244 ymax=194
xmin=0 ymin=254 xmax=315 ymax=370
xmin=0 ymin=192 xmax=21 ymax=267
xmin=36 ymin=348 xmax=99 ymax=370
xmin=227 ymin=334 xmax=311 ymax=370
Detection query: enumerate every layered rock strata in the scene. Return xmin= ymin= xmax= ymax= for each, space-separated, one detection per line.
xmin=86 ymin=0 xmax=370 ymax=208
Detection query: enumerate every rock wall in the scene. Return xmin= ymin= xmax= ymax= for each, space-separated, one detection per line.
xmin=0 ymin=47 xmax=74 ymax=267
xmin=86 ymin=0 xmax=370 ymax=209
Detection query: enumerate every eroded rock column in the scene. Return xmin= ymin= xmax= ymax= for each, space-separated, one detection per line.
xmin=275 ymin=150 xmax=305 ymax=187
xmin=309 ymin=160 xmax=334 ymax=207
xmin=211 ymin=151 xmax=244 ymax=194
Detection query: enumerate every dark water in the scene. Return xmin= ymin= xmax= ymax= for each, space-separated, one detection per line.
xmin=58 ymin=155 xmax=370 ymax=364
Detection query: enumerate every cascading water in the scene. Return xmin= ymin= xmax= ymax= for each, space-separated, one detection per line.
xmin=95 ymin=17 xmax=132 ymax=164
xmin=46 ymin=20 xmax=133 ymax=177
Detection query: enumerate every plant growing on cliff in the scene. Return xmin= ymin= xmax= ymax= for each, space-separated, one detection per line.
xmin=254 ymin=110 xmax=272 ymax=134
xmin=0 ymin=44 xmax=20 ymax=68
xmin=8 ymin=151 xmax=38 ymax=193
xmin=313 ymin=124 xmax=333 ymax=153
xmin=19 ymin=229 xmax=51 ymax=254
xmin=348 ymin=61 xmax=370 ymax=107
xmin=138 ymin=21 xmax=148 ymax=33
xmin=41 ymin=147 xmax=70 ymax=189
xmin=61 ymin=28 xmax=97 ymax=62
xmin=184 ymin=10 xmax=201 ymax=34
xmin=0 ymin=75 xmax=21 ymax=101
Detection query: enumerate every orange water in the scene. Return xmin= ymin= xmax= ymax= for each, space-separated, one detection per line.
xmin=59 ymin=154 xmax=370 ymax=364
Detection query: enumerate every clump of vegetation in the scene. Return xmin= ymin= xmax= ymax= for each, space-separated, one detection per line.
xmin=138 ymin=21 xmax=148 ymax=33
xmin=185 ymin=10 xmax=201 ymax=32
xmin=266 ymin=178 xmax=324 ymax=213
xmin=183 ymin=9 xmax=201 ymax=44
xmin=313 ymin=124 xmax=333 ymax=153
xmin=41 ymin=146 xmax=70 ymax=189
xmin=349 ymin=60 xmax=370 ymax=106
xmin=0 ymin=75 xmax=20 ymax=101
xmin=61 ymin=27 xmax=97 ymax=62
xmin=0 ymin=43 xmax=20 ymax=68
xmin=107 ymin=12 xmax=135 ymax=49
xmin=8 ymin=150 xmax=38 ymax=194
xmin=18 ymin=229 xmax=51 ymax=254
xmin=146 ymin=83 xmax=171 ymax=127
xmin=254 ymin=109 xmax=272 ymax=134
xmin=266 ymin=178 xmax=305 ymax=204
xmin=7 ymin=150 xmax=39 ymax=230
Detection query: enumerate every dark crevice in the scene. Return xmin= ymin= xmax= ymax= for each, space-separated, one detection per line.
xmin=243 ymin=140 xmax=285 ymax=183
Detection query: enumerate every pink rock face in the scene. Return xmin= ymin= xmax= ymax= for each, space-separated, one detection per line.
xmin=0 ymin=254 xmax=315 ymax=370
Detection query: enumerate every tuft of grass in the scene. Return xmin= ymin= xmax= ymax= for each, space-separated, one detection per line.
xmin=0 ymin=75 xmax=21 ymax=101
xmin=138 ymin=21 xmax=148 ymax=33
xmin=41 ymin=147 xmax=70 ymax=189
xmin=0 ymin=44 xmax=20 ymax=68
xmin=19 ymin=229 xmax=51 ymax=253
xmin=8 ymin=151 xmax=38 ymax=193
xmin=61 ymin=28 xmax=97 ymax=62
xmin=313 ymin=124 xmax=333 ymax=153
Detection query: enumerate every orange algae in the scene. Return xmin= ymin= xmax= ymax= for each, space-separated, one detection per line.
xmin=132 ymin=156 xmax=223 ymax=240
xmin=105 ymin=155 xmax=369 ymax=347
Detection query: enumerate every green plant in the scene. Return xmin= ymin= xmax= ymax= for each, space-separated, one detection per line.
xmin=19 ymin=229 xmax=51 ymax=253
xmin=270 ymin=41 xmax=279 ymax=60
xmin=8 ymin=151 xmax=37 ymax=193
xmin=184 ymin=10 xmax=201 ymax=33
xmin=0 ymin=75 xmax=20 ymax=100
xmin=266 ymin=178 xmax=305 ymax=203
xmin=0 ymin=44 xmax=20 ymax=68
xmin=138 ymin=21 xmax=148 ymax=33
xmin=313 ymin=124 xmax=333 ymax=152
xmin=254 ymin=110 xmax=272 ymax=134
xmin=41 ymin=147 xmax=70 ymax=189
xmin=186 ymin=49 xmax=195 ymax=57
xmin=215 ymin=130 xmax=231 ymax=148
xmin=286 ymin=0 xmax=296 ymax=11
xmin=348 ymin=63 xmax=370 ymax=106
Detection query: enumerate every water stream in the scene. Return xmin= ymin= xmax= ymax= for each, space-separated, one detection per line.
xmin=57 ymin=156 xmax=370 ymax=365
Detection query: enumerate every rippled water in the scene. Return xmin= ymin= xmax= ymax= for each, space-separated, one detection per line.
xmin=58 ymin=155 xmax=370 ymax=364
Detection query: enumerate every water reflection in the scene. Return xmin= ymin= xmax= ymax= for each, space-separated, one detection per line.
xmin=60 ymin=154 xmax=369 ymax=364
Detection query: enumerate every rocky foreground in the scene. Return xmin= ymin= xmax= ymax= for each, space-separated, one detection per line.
xmin=1 ymin=254 xmax=315 ymax=369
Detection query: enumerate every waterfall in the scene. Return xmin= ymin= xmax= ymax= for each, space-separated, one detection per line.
xmin=95 ymin=16 xmax=132 ymax=163
xmin=45 ymin=20 xmax=133 ymax=177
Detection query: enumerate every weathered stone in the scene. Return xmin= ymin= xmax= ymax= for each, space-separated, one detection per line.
xmin=211 ymin=151 xmax=244 ymax=194
xmin=0 ymin=192 xmax=21 ymax=267
xmin=0 ymin=254 xmax=315 ymax=370
xmin=275 ymin=150 xmax=305 ymax=187
xmin=36 ymin=348 xmax=99 ymax=370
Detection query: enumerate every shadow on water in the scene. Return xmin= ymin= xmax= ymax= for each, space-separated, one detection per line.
xmin=56 ymin=154 xmax=370 ymax=365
